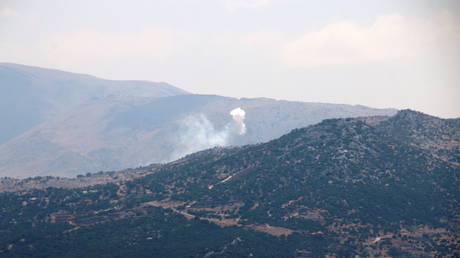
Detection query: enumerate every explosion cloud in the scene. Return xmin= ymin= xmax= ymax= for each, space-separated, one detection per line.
xmin=230 ymin=107 xmax=246 ymax=135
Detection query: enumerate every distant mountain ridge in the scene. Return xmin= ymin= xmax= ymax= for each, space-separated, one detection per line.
xmin=0 ymin=63 xmax=397 ymax=177
xmin=0 ymin=110 xmax=458 ymax=257
xmin=0 ymin=63 xmax=187 ymax=144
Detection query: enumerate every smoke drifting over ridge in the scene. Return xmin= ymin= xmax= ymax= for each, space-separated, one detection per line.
xmin=170 ymin=108 xmax=247 ymax=161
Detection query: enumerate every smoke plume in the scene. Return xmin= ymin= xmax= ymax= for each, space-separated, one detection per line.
xmin=230 ymin=107 xmax=246 ymax=135
xmin=171 ymin=107 xmax=247 ymax=161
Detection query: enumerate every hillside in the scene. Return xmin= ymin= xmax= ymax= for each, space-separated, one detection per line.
xmin=0 ymin=110 xmax=458 ymax=257
xmin=0 ymin=63 xmax=187 ymax=145
xmin=0 ymin=65 xmax=396 ymax=178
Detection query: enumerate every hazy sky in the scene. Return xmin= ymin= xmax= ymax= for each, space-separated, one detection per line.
xmin=1 ymin=0 xmax=459 ymax=117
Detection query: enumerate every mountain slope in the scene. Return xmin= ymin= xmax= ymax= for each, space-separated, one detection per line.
xmin=375 ymin=110 xmax=460 ymax=166
xmin=0 ymin=63 xmax=187 ymax=144
xmin=0 ymin=110 xmax=458 ymax=257
xmin=0 ymin=94 xmax=396 ymax=177
xmin=0 ymin=63 xmax=398 ymax=178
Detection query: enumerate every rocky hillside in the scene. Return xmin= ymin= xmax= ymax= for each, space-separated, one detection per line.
xmin=0 ymin=110 xmax=458 ymax=257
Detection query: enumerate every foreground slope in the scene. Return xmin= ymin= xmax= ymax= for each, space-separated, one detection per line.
xmin=0 ymin=110 xmax=458 ymax=257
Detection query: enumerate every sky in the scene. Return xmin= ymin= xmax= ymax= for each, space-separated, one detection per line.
xmin=1 ymin=0 xmax=459 ymax=118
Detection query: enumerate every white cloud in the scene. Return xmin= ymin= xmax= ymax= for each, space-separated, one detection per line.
xmin=225 ymin=0 xmax=270 ymax=12
xmin=0 ymin=7 xmax=18 ymax=17
xmin=282 ymin=12 xmax=460 ymax=67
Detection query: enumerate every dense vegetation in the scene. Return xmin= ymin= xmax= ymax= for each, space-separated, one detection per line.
xmin=0 ymin=110 xmax=459 ymax=257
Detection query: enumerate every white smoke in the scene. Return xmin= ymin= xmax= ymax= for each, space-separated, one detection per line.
xmin=230 ymin=107 xmax=246 ymax=135
xmin=170 ymin=108 xmax=247 ymax=161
